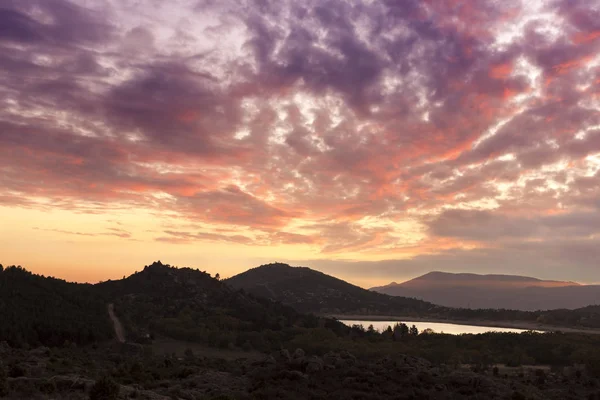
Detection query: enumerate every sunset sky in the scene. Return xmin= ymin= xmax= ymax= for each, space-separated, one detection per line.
xmin=1 ymin=0 xmax=599 ymax=287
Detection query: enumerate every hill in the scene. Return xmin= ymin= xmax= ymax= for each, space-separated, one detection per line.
xmin=6 ymin=264 xmax=600 ymax=400
xmin=371 ymin=271 xmax=600 ymax=311
xmin=0 ymin=264 xmax=113 ymax=347
xmin=225 ymin=263 xmax=441 ymax=316
xmin=97 ymin=261 xmax=344 ymax=350
xmin=226 ymin=263 xmax=600 ymax=330
xmin=0 ymin=261 xmax=347 ymax=350
xmin=390 ymin=271 xmax=578 ymax=289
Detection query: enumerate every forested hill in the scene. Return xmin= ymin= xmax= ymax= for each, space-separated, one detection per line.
xmin=96 ymin=261 xmax=340 ymax=347
xmin=225 ymin=263 xmax=441 ymax=315
xmin=4 ymin=261 xmax=600 ymax=351
xmin=226 ymin=263 xmax=600 ymax=330
xmin=0 ymin=264 xmax=113 ymax=347
xmin=0 ymin=262 xmax=346 ymax=350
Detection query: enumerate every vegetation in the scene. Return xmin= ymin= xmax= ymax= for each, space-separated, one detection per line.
xmin=98 ymin=262 xmax=340 ymax=351
xmin=0 ymin=264 xmax=113 ymax=347
xmin=226 ymin=263 xmax=436 ymax=315
xmin=89 ymin=376 xmax=119 ymax=400
xmin=3 ymin=261 xmax=600 ymax=399
xmin=227 ymin=263 xmax=600 ymax=330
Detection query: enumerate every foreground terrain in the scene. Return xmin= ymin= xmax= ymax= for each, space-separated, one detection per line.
xmin=3 ymin=262 xmax=600 ymax=399
xmin=2 ymin=340 xmax=600 ymax=400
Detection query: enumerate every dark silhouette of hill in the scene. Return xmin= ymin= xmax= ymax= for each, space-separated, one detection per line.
xmin=0 ymin=264 xmax=113 ymax=347
xmin=4 ymin=260 xmax=600 ymax=353
xmin=0 ymin=261 xmax=345 ymax=349
xmin=392 ymin=271 xmax=579 ymax=289
xmin=225 ymin=263 xmax=441 ymax=315
xmin=7 ymin=262 xmax=600 ymax=400
xmin=371 ymin=271 xmax=600 ymax=311
xmin=97 ymin=261 xmax=341 ymax=348
xmin=226 ymin=263 xmax=600 ymax=330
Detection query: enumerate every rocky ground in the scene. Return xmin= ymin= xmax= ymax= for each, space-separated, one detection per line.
xmin=2 ymin=341 xmax=600 ymax=400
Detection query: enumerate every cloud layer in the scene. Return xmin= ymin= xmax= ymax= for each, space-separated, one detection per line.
xmin=1 ymin=0 xmax=600 ymax=280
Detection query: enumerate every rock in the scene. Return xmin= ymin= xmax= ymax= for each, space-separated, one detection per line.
xmin=323 ymin=352 xmax=340 ymax=366
xmin=283 ymin=370 xmax=308 ymax=380
xmin=30 ymin=347 xmax=50 ymax=357
xmin=49 ymin=375 xmax=95 ymax=392
xmin=304 ymin=356 xmax=324 ymax=373
xmin=120 ymin=342 xmax=144 ymax=356
xmin=0 ymin=342 xmax=10 ymax=357
xmin=279 ymin=349 xmax=291 ymax=362
xmin=343 ymin=377 xmax=356 ymax=386
xmin=293 ymin=348 xmax=305 ymax=359
xmin=264 ymin=356 xmax=276 ymax=366
xmin=253 ymin=355 xmax=276 ymax=368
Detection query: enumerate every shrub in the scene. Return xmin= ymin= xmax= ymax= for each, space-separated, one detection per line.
xmin=8 ymin=363 xmax=26 ymax=378
xmin=89 ymin=376 xmax=120 ymax=400
xmin=0 ymin=365 xmax=8 ymax=397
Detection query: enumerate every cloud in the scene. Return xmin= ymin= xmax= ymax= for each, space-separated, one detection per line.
xmin=427 ymin=209 xmax=600 ymax=241
xmin=34 ymin=227 xmax=132 ymax=239
xmin=2 ymin=0 xmax=600 ymax=279
xmin=294 ymin=236 xmax=600 ymax=284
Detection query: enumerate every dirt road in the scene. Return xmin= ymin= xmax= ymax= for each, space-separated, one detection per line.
xmin=108 ymin=303 xmax=126 ymax=343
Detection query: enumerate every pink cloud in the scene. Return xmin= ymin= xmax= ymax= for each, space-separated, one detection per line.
xmin=1 ymin=0 xmax=600 ymax=274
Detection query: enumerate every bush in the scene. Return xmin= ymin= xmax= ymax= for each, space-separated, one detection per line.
xmin=8 ymin=363 xmax=26 ymax=378
xmin=0 ymin=365 xmax=8 ymax=397
xmin=89 ymin=376 xmax=120 ymax=400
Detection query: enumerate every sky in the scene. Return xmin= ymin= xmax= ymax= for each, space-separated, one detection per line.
xmin=0 ymin=0 xmax=599 ymax=288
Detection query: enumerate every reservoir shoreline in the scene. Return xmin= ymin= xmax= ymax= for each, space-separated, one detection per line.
xmin=324 ymin=314 xmax=600 ymax=335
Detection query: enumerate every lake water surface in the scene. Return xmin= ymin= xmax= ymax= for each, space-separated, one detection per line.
xmin=340 ymin=320 xmax=537 ymax=335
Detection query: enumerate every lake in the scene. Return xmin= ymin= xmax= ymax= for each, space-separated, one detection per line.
xmin=340 ymin=320 xmax=538 ymax=335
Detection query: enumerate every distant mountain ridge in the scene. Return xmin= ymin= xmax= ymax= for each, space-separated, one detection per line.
xmin=225 ymin=263 xmax=440 ymax=316
xmin=371 ymin=271 xmax=598 ymax=311
xmin=396 ymin=271 xmax=579 ymax=288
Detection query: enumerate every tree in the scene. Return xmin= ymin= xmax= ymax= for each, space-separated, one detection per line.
xmin=409 ymin=325 xmax=419 ymax=336
xmin=393 ymin=323 xmax=409 ymax=340
xmin=215 ymin=273 xmax=221 ymax=280
xmin=0 ymin=364 xmax=8 ymax=397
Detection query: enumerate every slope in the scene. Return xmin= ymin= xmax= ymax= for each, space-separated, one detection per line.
xmin=371 ymin=271 xmax=599 ymax=311
xmin=0 ymin=264 xmax=113 ymax=347
xmin=226 ymin=262 xmax=442 ymax=315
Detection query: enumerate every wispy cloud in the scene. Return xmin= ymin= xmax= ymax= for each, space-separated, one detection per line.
xmin=2 ymin=0 xmax=600 ymax=280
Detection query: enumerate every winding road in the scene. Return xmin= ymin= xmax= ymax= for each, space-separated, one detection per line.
xmin=108 ymin=303 xmax=126 ymax=343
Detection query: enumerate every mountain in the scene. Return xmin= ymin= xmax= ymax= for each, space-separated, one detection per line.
xmin=226 ymin=263 xmax=442 ymax=315
xmin=6 ymin=262 xmax=600 ymax=400
xmin=371 ymin=271 xmax=600 ymax=311
xmin=0 ymin=261 xmax=345 ymax=350
xmin=390 ymin=271 xmax=579 ymax=289
xmin=97 ymin=261 xmax=339 ymax=348
xmin=225 ymin=263 xmax=600 ymax=329
xmin=0 ymin=264 xmax=114 ymax=347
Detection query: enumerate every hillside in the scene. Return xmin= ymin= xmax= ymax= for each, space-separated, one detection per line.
xmin=97 ymin=261 xmax=343 ymax=349
xmin=390 ymin=271 xmax=579 ymax=289
xmin=6 ymin=262 xmax=600 ymax=400
xmin=226 ymin=263 xmax=600 ymax=330
xmin=0 ymin=264 xmax=113 ymax=347
xmin=226 ymin=263 xmax=441 ymax=316
xmin=0 ymin=261 xmax=346 ymax=350
xmin=371 ymin=271 xmax=599 ymax=311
